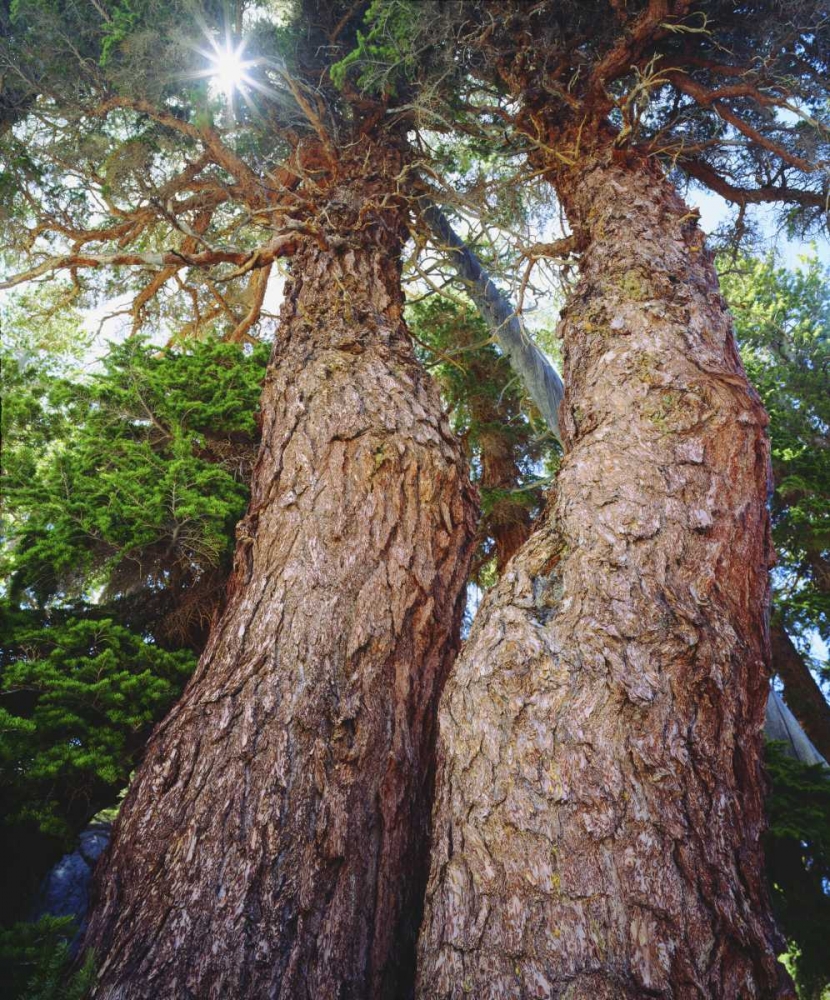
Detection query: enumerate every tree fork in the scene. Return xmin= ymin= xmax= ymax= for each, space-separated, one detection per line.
xmin=83 ymin=139 xmax=477 ymax=1000
xmin=417 ymin=145 xmax=793 ymax=998
xmin=423 ymin=199 xmax=826 ymax=766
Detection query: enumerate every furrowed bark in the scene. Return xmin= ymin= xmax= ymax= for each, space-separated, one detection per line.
xmin=423 ymin=206 xmax=825 ymax=766
xmin=422 ymin=205 xmax=824 ymax=767
xmin=422 ymin=198 xmax=824 ymax=762
xmin=417 ymin=149 xmax=792 ymax=999
xmin=84 ymin=142 xmax=477 ymax=1000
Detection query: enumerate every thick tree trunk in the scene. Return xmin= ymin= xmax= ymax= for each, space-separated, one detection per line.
xmin=426 ymin=200 xmax=825 ymax=759
xmin=417 ymin=150 xmax=792 ymax=999
xmin=84 ymin=154 xmax=476 ymax=1000
xmin=770 ymin=621 xmax=830 ymax=762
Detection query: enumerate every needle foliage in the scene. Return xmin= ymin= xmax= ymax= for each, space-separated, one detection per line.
xmin=0 ymin=334 xmax=267 ymax=936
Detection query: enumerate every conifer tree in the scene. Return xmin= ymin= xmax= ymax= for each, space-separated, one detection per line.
xmin=334 ymin=2 xmax=829 ymax=996
xmin=0 ymin=335 xmax=267 ymax=930
xmin=2 ymin=1 xmax=829 ymax=998
xmin=2 ymin=2 xmax=477 ymax=996
xmin=408 ymin=298 xmax=555 ymax=576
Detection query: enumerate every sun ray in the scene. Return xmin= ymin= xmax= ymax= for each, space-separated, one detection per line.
xmin=209 ymin=40 xmax=253 ymax=99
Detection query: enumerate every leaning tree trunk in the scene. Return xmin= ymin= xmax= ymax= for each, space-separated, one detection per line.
xmin=417 ymin=148 xmax=793 ymax=999
xmin=771 ymin=620 xmax=830 ymax=762
xmin=84 ymin=148 xmax=476 ymax=1000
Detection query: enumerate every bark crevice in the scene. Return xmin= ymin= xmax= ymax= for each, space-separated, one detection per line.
xmin=416 ymin=147 xmax=791 ymax=999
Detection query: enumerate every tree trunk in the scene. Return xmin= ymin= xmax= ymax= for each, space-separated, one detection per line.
xmin=479 ymin=427 xmax=532 ymax=573
xmin=770 ymin=620 xmax=830 ymax=762
xmin=417 ymin=149 xmax=793 ymax=999
xmin=84 ymin=149 xmax=477 ymax=1000
xmin=765 ymin=688 xmax=827 ymax=767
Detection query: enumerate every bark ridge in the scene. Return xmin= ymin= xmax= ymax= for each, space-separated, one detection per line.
xmin=417 ymin=153 xmax=791 ymax=1000
xmin=84 ymin=160 xmax=477 ymax=1000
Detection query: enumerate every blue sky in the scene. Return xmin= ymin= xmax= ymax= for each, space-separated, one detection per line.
xmin=692 ymin=188 xmax=830 ymax=269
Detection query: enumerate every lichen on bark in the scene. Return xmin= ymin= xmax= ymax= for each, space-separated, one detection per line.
xmin=83 ymin=138 xmax=477 ymax=1000
xmin=417 ymin=149 xmax=792 ymax=999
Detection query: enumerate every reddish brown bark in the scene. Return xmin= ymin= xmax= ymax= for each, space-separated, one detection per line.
xmin=416 ymin=149 xmax=792 ymax=999
xmin=479 ymin=428 xmax=532 ymax=572
xmin=84 ymin=143 xmax=477 ymax=1000
xmin=460 ymin=323 xmax=533 ymax=573
xmin=770 ymin=621 xmax=830 ymax=762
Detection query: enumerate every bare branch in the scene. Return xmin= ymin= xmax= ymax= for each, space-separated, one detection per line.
xmin=0 ymin=236 xmax=297 ymax=290
xmin=227 ymin=264 xmax=273 ymax=343
xmin=90 ymin=97 xmax=270 ymax=206
xmin=680 ymin=156 xmax=828 ymax=211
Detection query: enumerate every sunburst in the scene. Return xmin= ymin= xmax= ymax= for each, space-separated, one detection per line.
xmin=207 ymin=39 xmax=253 ymax=100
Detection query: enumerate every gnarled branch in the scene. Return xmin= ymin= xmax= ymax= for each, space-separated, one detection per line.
xmin=0 ymin=235 xmax=297 ymax=290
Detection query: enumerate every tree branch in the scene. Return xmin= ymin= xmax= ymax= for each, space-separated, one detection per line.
xmin=664 ymin=70 xmax=821 ymax=174
xmin=90 ymin=97 xmax=270 ymax=206
xmin=0 ymin=236 xmax=297 ymax=290
xmin=765 ymin=687 xmax=828 ymax=767
xmin=227 ymin=264 xmax=273 ymax=343
xmin=679 ymin=155 xmax=828 ymax=210
xmin=770 ymin=621 xmax=830 ymax=763
xmin=588 ymin=0 xmax=691 ymax=100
